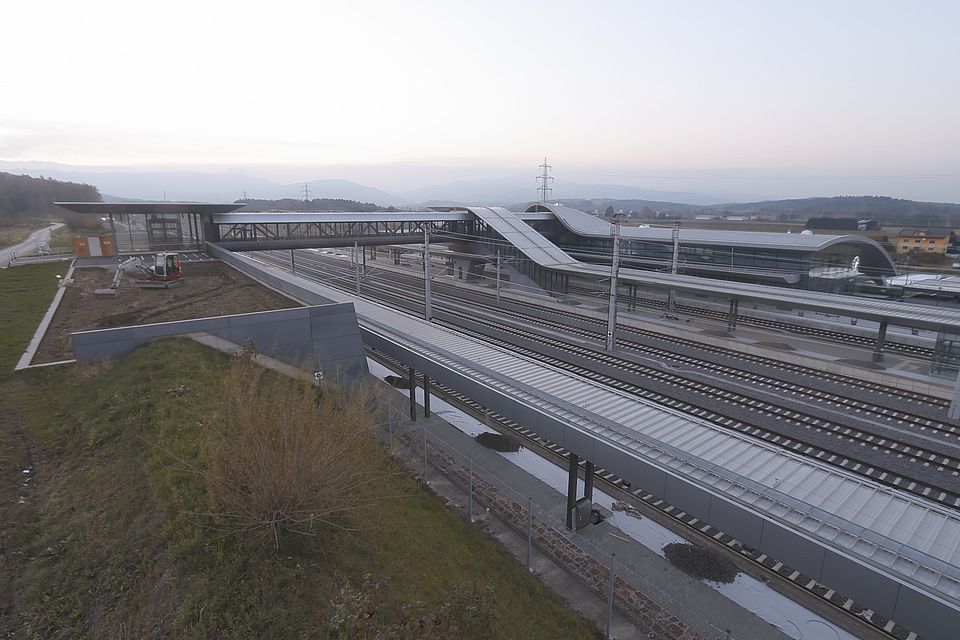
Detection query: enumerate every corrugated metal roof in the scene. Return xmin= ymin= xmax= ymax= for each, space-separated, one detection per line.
xmin=460 ymin=205 xmax=960 ymax=332
xmin=535 ymin=202 xmax=893 ymax=254
xmin=468 ymin=206 xmax=579 ymax=266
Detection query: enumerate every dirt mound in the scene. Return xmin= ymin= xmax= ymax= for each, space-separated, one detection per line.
xmin=663 ymin=543 xmax=739 ymax=583
xmin=474 ymin=432 xmax=521 ymax=452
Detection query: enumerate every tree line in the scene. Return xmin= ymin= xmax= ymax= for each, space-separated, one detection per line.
xmin=0 ymin=172 xmax=102 ymax=229
xmin=236 ymin=197 xmax=392 ymax=213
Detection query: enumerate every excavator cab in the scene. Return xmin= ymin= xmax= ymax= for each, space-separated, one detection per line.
xmin=153 ymin=252 xmax=182 ymax=281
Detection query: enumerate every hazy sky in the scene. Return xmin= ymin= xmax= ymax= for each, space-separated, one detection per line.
xmin=2 ymin=1 xmax=958 ymax=200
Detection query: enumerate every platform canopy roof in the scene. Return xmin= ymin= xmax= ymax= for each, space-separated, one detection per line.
xmin=55 ymin=202 xmax=244 ymax=215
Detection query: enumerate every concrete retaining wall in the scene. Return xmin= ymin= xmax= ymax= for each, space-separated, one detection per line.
xmin=71 ymin=304 xmax=367 ymax=383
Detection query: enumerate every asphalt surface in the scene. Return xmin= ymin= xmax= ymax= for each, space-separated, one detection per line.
xmin=0 ymin=223 xmax=62 ymax=268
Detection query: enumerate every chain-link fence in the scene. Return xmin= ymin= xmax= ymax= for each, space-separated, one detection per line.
xmin=377 ymin=405 xmax=729 ymax=640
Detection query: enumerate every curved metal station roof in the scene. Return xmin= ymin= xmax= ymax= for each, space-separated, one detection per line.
xmin=526 ymin=202 xmax=893 ymax=254
xmin=456 ymin=205 xmax=960 ymax=333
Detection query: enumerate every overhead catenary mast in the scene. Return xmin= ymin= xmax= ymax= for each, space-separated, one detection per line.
xmin=537 ymin=157 xmax=554 ymax=202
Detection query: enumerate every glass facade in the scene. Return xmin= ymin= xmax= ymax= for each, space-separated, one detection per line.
xmin=110 ymin=213 xmax=205 ymax=253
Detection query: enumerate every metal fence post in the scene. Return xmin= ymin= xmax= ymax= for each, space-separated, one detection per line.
xmin=607 ymin=553 xmax=615 ymax=640
xmin=527 ymin=497 xmax=533 ymax=572
xmin=388 ymin=413 xmax=393 ymax=449
xmin=468 ymin=457 xmax=474 ymax=522
xmin=422 ymin=424 xmax=428 ymax=483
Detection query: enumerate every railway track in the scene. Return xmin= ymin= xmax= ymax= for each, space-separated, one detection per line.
xmin=566 ymin=283 xmax=935 ymax=359
xmin=368 ymin=347 xmax=912 ymax=640
xmin=249 ymin=250 xmax=960 ymax=508
xmin=282 ymin=250 xmax=947 ymax=408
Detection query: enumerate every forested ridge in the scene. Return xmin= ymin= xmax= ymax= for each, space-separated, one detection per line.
xmin=0 ymin=172 xmax=101 ymax=225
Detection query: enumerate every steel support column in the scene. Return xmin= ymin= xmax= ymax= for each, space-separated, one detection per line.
xmin=408 ymin=365 xmax=417 ymax=421
xmin=423 ymin=375 xmax=431 ymax=417
xmin=566 ymin=452 xmax=580 ymax=530
xmin=108 ymin=213 xmax=120 ymax=259
xmin=873 ymin=321 xmax=888 ymax=363
xmin=728 ymin=298 xmax=739 ymax=331
xmin=584 ymin=461 xmax=595 ymax=501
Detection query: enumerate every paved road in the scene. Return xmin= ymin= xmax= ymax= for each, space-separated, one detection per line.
xmin=0 ymin=223 xmax=63 ymax=268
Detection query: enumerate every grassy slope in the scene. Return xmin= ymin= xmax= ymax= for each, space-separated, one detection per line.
xmin=0 ymin=265 xmax=596 ymax=639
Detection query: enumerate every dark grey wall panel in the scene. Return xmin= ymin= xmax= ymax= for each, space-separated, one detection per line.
xmin=625 ymin=456 xmax=667 ymax=496
xmin=71 ymin=304 xmax=367 ymax=383
xmin=536 ymin=416 xmax=564 ymax=445
xmin=820 ymin=552 xmax=899 ymax=614
xmin=565 ymin=427 xmax=598 ymax=461
xmin=893 ymin=584 xmax=960 ymax=640
xmin=708 ymin=500 xmax=763 ymax=549
xmin=664 ymin=475 xmax=711 ymax=521
xmin=514 ymin=404 xmax=541 ymax=431
xmin=759 ymin=522 xmax=826 ymax=579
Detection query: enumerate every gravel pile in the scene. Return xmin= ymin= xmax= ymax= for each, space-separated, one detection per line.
xmin=663 ymin=543 xmax=739 ymax=583
xmin=474 ymin=432 xmax=521 ymax=452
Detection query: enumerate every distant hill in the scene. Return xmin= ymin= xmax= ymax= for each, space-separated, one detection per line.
xmin=236 ymin=198 xmax=389 ymax=213
xmin=398 ymin=178 xmax=728 ymax=207
xmin=712 ymin=196 xmax=960 ymax=226
xmin=0 ymin=166 xmax=403 ymax=206
xmin=0 ymin=172 xmax=101 ymax=227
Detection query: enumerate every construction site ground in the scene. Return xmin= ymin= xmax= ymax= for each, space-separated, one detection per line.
xmin=34 ymin=261 xmax=299 ymax=364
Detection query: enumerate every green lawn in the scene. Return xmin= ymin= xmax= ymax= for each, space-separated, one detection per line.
xmin=0 ymin=264 xmax=597 ymax=639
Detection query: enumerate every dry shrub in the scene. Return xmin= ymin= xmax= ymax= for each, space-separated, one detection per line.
xmin=203 ymin=356 xmax=389 ymax=546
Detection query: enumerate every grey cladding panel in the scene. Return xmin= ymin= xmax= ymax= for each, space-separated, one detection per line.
xmin=72 ymin=327 xmax=134 ymax=347
xmin=624 ymin=456 xmax=667 ymax=496
xmin=663 ymin=475 xmax=711 ymax=521
xmin=708 ymin=499 xmax=763 ymax=549
xmin=315 ymin=336 xmax=367 ymax=362
xmin=564 ymin=428 xmax=597 ymax=461
xmin=513 ymin=404 xmax=542 ymax=432
xmin=310 ymin=314 xmax=364 ymax=340
xmin=227 ymin=318 xmax=311 ymax=344
xmin=536 ymin=417 xmax=565 ymax=446
xmin=74 ymin=340 xmax=134 ymax=362
xmin=893 ymin=584 xmax=960 ymax=640
xmin=819 ymin=552 xmax=899 ymax=615
xmin=226 ymin=307 xmax=307 ymax=327
xmin=759 ymin=523 xmax=826 ymax=579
